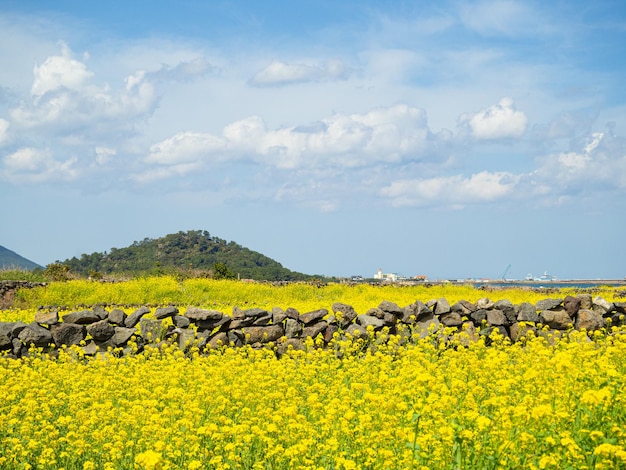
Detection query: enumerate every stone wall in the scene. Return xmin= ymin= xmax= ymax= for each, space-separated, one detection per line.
xmin=1 ymin=293 xmax=625 ymax=359
xmin=0 ymin=281 xmax=47 ymax=309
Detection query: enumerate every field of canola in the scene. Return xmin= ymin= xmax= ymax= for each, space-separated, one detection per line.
xmin=1 ymin=278 xmax=626 ymax=470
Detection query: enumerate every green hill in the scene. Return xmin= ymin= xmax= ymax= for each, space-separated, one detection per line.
xmin=0 ymin=245 xmax=42 ymax=270
xmin=60 ymin=230 xmax=314 ymax=281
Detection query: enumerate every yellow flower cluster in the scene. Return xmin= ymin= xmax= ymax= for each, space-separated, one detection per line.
xmin=1 ymin=325 xmax=625 ymax=469
xmin=11 ymin=277 xmax=625 ymax=314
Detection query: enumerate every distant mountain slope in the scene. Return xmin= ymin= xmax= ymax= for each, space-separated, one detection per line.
xmin=0 ymin=245 xmax=42 ymax=270
xmin=60 ymin=230 xmax=313 ymax=281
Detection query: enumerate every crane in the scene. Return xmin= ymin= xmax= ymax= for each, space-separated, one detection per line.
xmin=500 ymin=264 xmax=511 ymax=281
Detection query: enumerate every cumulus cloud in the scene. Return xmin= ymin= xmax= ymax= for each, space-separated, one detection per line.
xmin=533 ymin=132 xmax=626 ymax=193
xmin=250 ymin=59 xmax=347 ymax=86
xmin=1 ymin=147 xmax=78 ymax=183
xmin=10 ymin=46 xmax=158 ymax=134
xmin=458 ymin=97 xmax=527 ymax=140
xmin=139 ymin=104 xmax=436 ymax=181
xmin=30 ymin=42 xmax=94 ymax=97
xmin=380 ymin=171 xmax=519 ymax=207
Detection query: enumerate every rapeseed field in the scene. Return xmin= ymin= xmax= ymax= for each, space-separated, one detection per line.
xmin=1 ymin=279 xmax=625 ymax=469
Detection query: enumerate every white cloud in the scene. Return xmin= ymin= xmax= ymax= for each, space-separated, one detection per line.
xmin=250 ymin=59 xmax=347 ymax=86
xmin=10 ymin=46 xmax=158 ymax=133
xmin=533 ymin=132 xmax=626 ymax=192
xmin=380 ymin=171 xmax=519 ymax=207
xmin=0 ymin=119 xmax=9 ymax=145
xmin=31 ymin=42 xmax=94 ymax=96
xmin=140 ymin=104 xmax=436 ymax=179
xmin=458 ymin=97 xmax=528 ymax=140
xmin=1 ymin=147 xmax=78 ymax=183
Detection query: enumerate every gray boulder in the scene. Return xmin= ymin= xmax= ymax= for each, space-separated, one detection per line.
xmin=86 ymin=320 xmax=116 ymax=342
xmin=18 ymin=322 xmax=52 ymax=348
xmin=108 ymin=309 xmax=127 ymax=326
xmin=285 ymin=318 xmax=302 ymax=338
xmin=125 ymin=306 xmax=151 ymax=328
xmin=494 ymin=300 xmax=516 ymax=323
xmin=272 ymin=307 xmax=287 ymax=324
xmin=356 ymin=314 xmax=385 ymax=329
xmin=517 ymin=302 xmax=539 ymax=322
xmin=172 ymin=315 xmax=191 ymax=328
xmin=378 ymin=300 xmax=404 ymax=317
xmin=332 ymin=303 xmax=358 ymax=326
xmin=302 ymin=321 xmax=329 ymax=340
xmin=470 ymin=309 xmax=488 ymax=325
xmin=63 ymin=309 xmax=101 ymax=325
xmin=299 ymin=309 xmax=328 ymax=325
xmin=434 ymin=298 xmax=451 ymax=316
xmin=50 ymin=323 xmax=86 ymax=346
xmin=536 ymin=298 xmax=563 ymax=311
xmin=486 ymin=309 xmax=507 ymax=327
xmin=154 ymin=306 xmax=179 ymax=320
xmin=140 ymin=318 xmax=164 ymax=342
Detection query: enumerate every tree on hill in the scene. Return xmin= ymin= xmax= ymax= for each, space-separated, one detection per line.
xmin=59 ymin=230 xmax=314 ymax=281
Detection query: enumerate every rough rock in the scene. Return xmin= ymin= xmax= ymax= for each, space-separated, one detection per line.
xmin=86 ymin=320 xmax=116 ymax=342
xmin=378 ymin=300 xmax=404 ymax=317
xmin=365 ymin=307 xmax=385 ymax=319
xmin=172 ymin=315 xmax=191 ymax=328
xmin=299 ymin=309 xmax=328 ymax=325
xmin=93 ymin=306 xmax=109 ymax=320
xmin=50 ymin=323 xmax=86 ymax=346
xmin=592 ymin=297 xmax=614 ymax=315
xmin=434 ymin=298 xmax=451 ymax=316
xmin=285 ymin=318 xmax=302 ymax=338
xmin=577 ymin=294 xmax=593 ymax=310
xmin=34 ymin=310 xmax=59 ymax=326
xmin=476 ymin=298 xmax=494 ymax=310
xmin=440 ymin=312 xmax=463 ymax=327
xmin=517 ymin=303 xmax=539 ymax=323
xmin=412 ymin=312 xmax=440 ymax=338
xmin=140 ymin=318 xmax=163 ymax=342
xmin=18 ymin=322 xmax=53 ymax=348
xmin=125 ymin=306 xmax=151 ymax=328
xmin=509 ymin=322 xmax=536 ymax=343
xmin=356 ymin=314 xmax=385 ymax=329
xmin=154 ymin=306 xmax=179 ymax=320
xmin=469 ymin=309 xmax=488 ymax=325
xmin=185 ymin=307 xmax=223 ymax=322
xmin=108 ymin=309 xmax=127 ymax=326
xmin=332 ymin=303 xmax=358 ymax=326
xmin=494 ymin=300 xmax=516 ymax=323
xmin=62 ymin=310 xmax=101 ymax=325
xmin=243 ymin=325 xmax=284 ymax=344
xmin=272 ymin=307 xmax=287 ymax=324
xmin=575 ymin=309 xmax=606 ymax=331
xmin=110 ymin=327 xmax=137 ymax=347
xmin=536 ymin=298 xmax=563 ymax=311
xmin=540 ymin=309 xmax=572 ymax=330
xmin=563 ymin=296 xmax=581 ymax=317
xmin=302 ymin=321 xmax=329 ymax=340
xmin=486 ymin=309 xmax=507 ymax=326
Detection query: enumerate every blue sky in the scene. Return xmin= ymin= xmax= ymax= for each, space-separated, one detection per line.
xmin=1 ymin=0 xmax=625 ymax=280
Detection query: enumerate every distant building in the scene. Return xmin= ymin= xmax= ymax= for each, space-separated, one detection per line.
xmin=374 ymin=268 xmax=399 ymax=282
